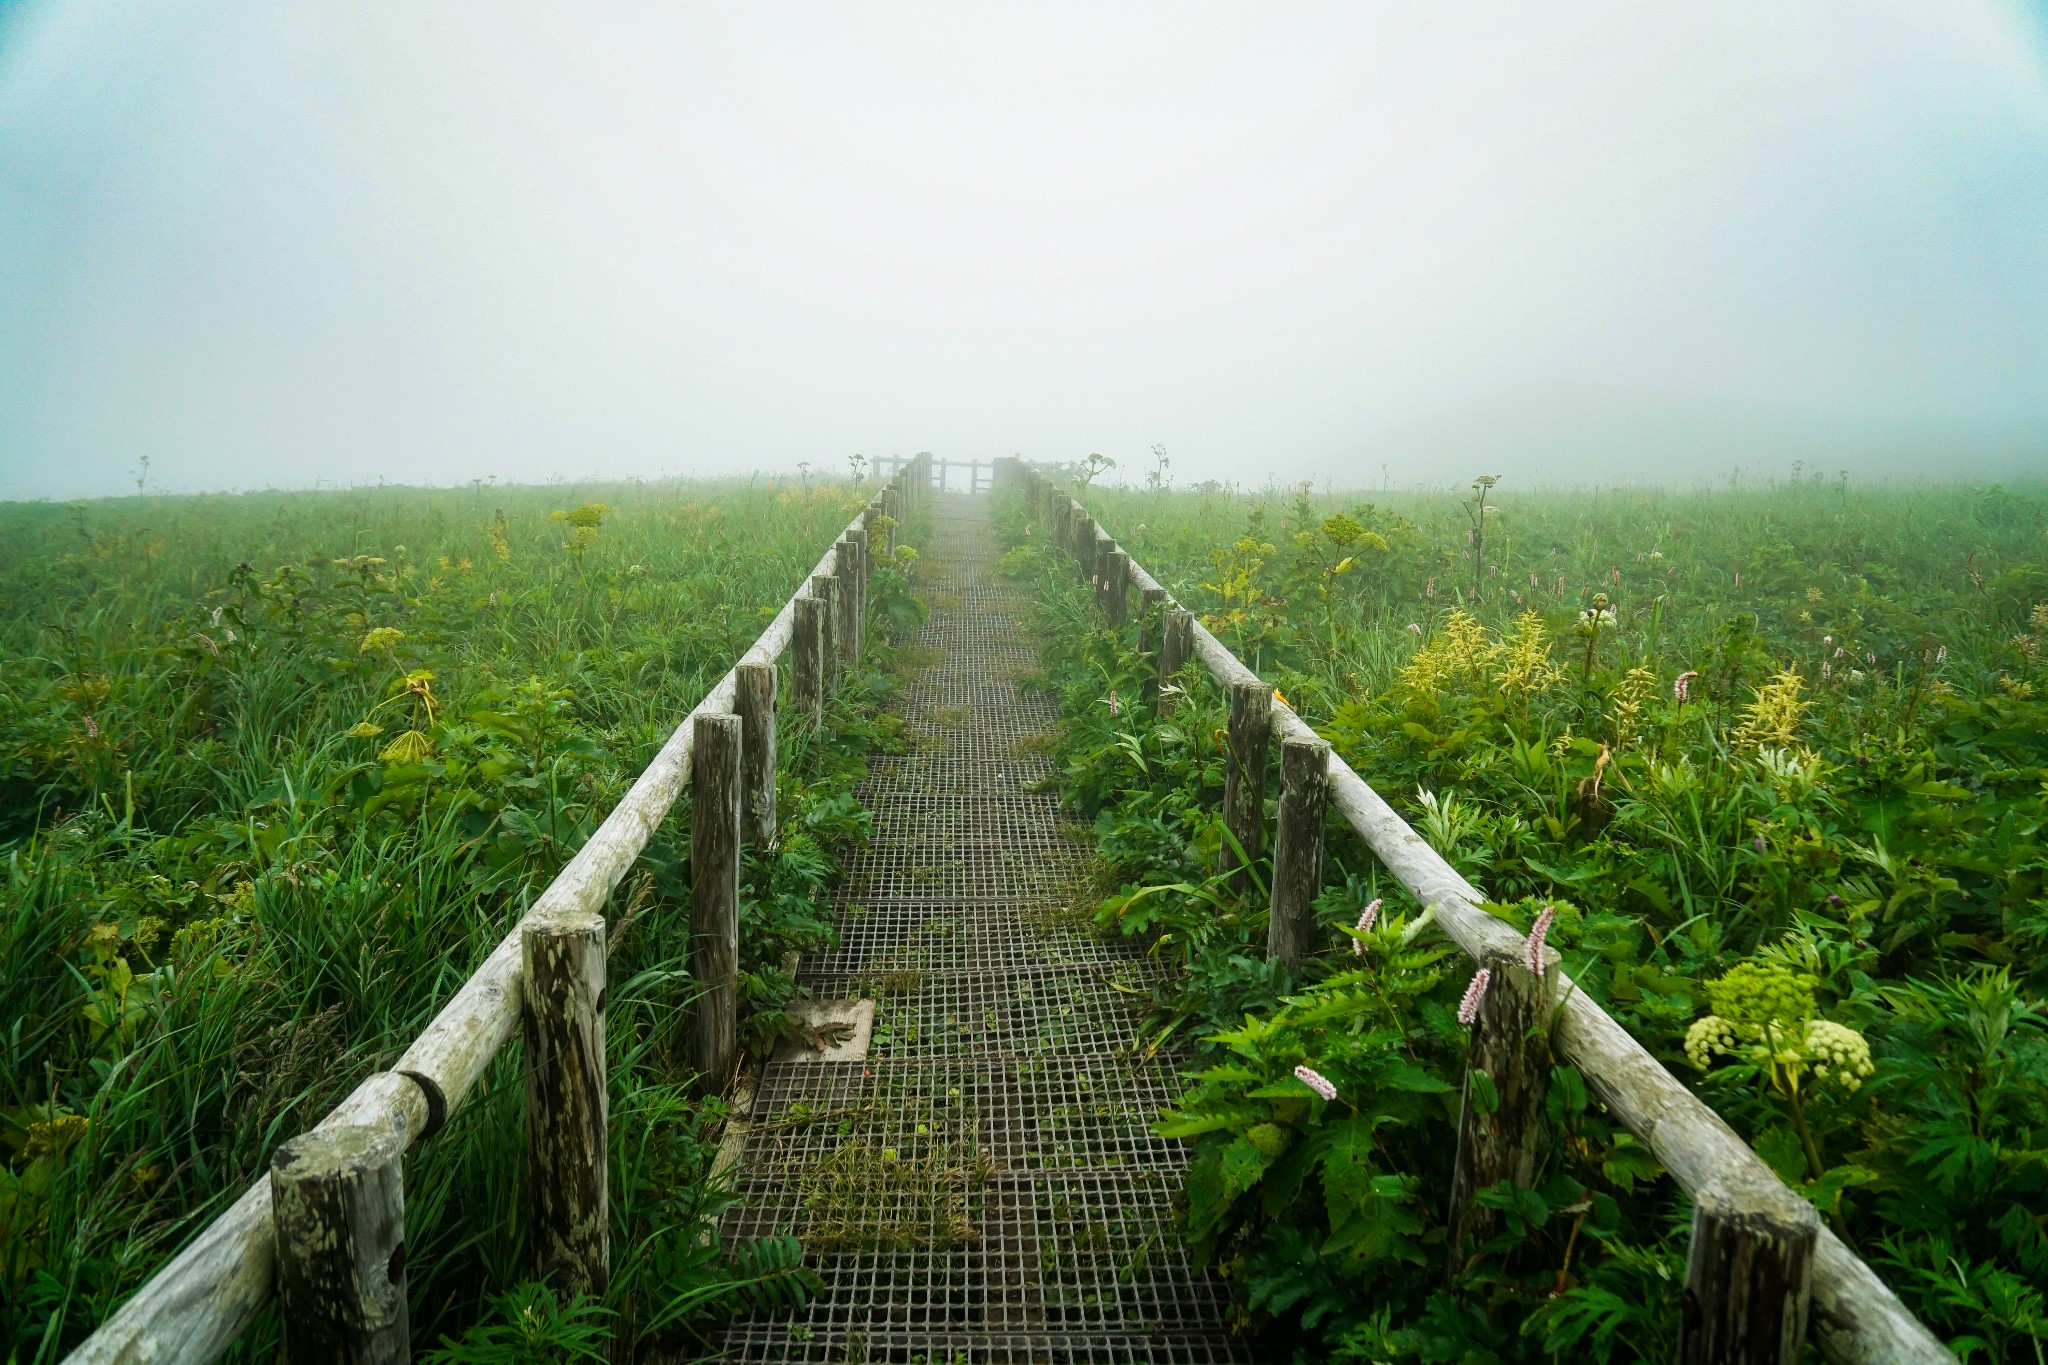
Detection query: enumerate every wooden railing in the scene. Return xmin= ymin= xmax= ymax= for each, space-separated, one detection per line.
xmin=65 ymin=457 xmax=930 ymax=1365
xmin=1014 ymin=462 xmax=1954 ymax=1365
xmin=874 ymin=452 xmax=991 ymax=495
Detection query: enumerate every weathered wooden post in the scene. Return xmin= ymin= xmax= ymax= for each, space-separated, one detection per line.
xmin=849 ymin=527 xmax=870 ymax=657
xmin=1053 ymin=499 xmax=1071 ymax=552
xmin=792 ymin=593 xmax=825 ymax=727
xmin=735 ymin=660 xmax=777 ymax=846
xmin=1269 ymin=736 xmax=1329 ymax=967
xmin=1074 ymin=515 xmax=1097 ymax=582
xmin=1679 ymin=1174 xmax=1819 ymax=1365
xmin=1159 ymin=609 xmax=1193 ymax=717
xmin=1446 ymin=946 xmax=1554 ymax=1278
xmin=690 ymin=712 xmax=742 ymax=1093
xmin=270 ymin=1119 xmax=409 ymax=1363
xmin=1137 ymin=584 xmax=1167 ymax=660
xmin=811 ymin=572 xmax=840 ymax=689
xmin=833 ymin=542 xmax=860 ymax=673
xmin=1091 ymin=535 xmax=1113 ymax=614
xmin=1223 ymin=681 xmax=1272 ymax=893
xmin=1105 ymin=548 xmax=1132 ymax=629
xmin=521 ymin=910 xmax=608 ymax=1295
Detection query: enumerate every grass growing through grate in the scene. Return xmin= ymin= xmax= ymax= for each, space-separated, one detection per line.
xmin=796 ymin=1138 xmax=994 ymax=1252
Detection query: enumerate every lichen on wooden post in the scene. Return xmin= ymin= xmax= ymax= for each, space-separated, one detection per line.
xmin=792 ymin=593 xmax=824 ymax=728
xmin=848 ymin=527 xmax=871 ymax=659
xmin=1223 ymin=680 xmax=1273 ymax=894
xmin=1446 ymin=946 xmax=1554 ymax=1278
xmin=811 ymin=572 xmax=840 ymax=690
xmin=735 ymin=660 xmax=777 ymax=847
xmin=270 ymin=1119 xmax=409 ymax=1364
xmin=521 ymin=910 xmax=608 ymax=1296
xmin=1269 ymin=735 xmax=1330 ymax=968
xmin=690 ymin=711 xmax=743 ymax=1093
xmin=1159 ymin=608 xmax=1193 ymax=717
xmin=833 ymin=541 xmax=860 ymax=674
xmin=1680 ymin=1174 xmax=1819 ymax=1365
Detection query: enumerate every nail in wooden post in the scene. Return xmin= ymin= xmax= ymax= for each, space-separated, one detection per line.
xmin=690 ymin=712 xmax=742 ymax=1093
xmin=1269 ymin=736 xmax=1329 ymax=967
xmin=270 ymin=1120 xmax=409 ymax=1363
xmin=1223 ymin=680 xmax=1272 ymax=893
xmin=792 ymin=594 xmax=824 ymax=727
xmin=1446 ymin=946 xmax=1553 ymax=1278
xmin=735 ymin=661 xmax=777 ymax=846
xmin=811 ymin=572 xmax=840 ymax=689
xmin=1679 ymin=1174 xmax=1818 ymax=1365
xmin=521 ymin=910 xmax=608 ymax=1296
xmin=1159 ymin=609 xmax=1193 ymax=717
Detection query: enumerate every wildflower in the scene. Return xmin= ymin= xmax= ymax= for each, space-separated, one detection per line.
xmin=1673 ymin=670 xmax=1699 ymax=703
xmin=1105 ymin=690 xmax=1122 ymax=717
xmin=1457 ymin=968 xmax=1491 ymax=1025
xmin=1821 ymin=663 xmax=1832 ymax=680
xmin=1823 ymin=635 xmax=1832 ymax=646
xmin=360 ymin=626 xmax=404 ymax=654
xmin=1936 ymin=645 xmax=1948 ymax=664
xmin=1407 ymin=623 xmax=1422 ymax=637
xmin=1734 ymin=571 xmax=1742 ymax=589
xmin=2033 ymin=604 xmax=2048 ymax=631
xmin=1685 ymin=1015 xmax=1738 ymax=1071
xmin=1610 ymin=566 xmax=1621 ymax=587
xmin=346 ymin=722 xmax=385 ymax=739
xmin=1424 ymin=577 xmax=1436 ymax=600
xmin=1293 ymin=1065 xmax=1338 ymax=1102
xmin=1530 ymin=573 xmax=1540 ymax=589
xmin=1733 ymin=668 xmax=1807 ymax=752
xmin=1555 ymin=576 xmax=1565 ymax=595
xmin=1352 ymin=898 xmax=1383 ymax=954
xmin=1804 ymin=1019 xmax=1874 ymax=1091
xmin=1806 ymin=586 xmax=1823 ymax=602
xmin=1524 ymin=905 xmax=1555 ymax=977
xmin=83 ymin=715 xmax=100 ymax=741
xmin=210 ymin=606 xmax=224 ymax=627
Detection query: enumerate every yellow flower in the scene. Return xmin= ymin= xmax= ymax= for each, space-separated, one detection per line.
xmin=347 ymin=721 xmax=384 ymax=739
xmin=359 ymin=626 xmax=404 ymax=654
xmin=1733 ymin=668 xmax=1807 ymax=751
xmin=378 ymin=730 xmax=434 ymax=764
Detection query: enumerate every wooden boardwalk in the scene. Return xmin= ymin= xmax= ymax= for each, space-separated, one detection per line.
xmin=714 ymin=494 xmax=1252 ymax=1363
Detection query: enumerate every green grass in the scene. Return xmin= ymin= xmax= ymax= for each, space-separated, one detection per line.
xmin=1003 ymin=472 xmax=2048 ymax=1362
xmin=0 ymin=476 xmax=921 ymax=1360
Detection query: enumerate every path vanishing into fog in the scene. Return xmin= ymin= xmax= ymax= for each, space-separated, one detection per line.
xmin=715 ymin=493 xmax=1253 ymax=1363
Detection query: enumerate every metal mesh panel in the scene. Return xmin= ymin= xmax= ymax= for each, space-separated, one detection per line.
xmin=712 ymin=495 xmax=1255 ymax=1363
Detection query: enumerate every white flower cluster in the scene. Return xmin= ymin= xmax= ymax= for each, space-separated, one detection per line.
xmin=1577 ymin=606 xmax=1618 ymax=631
xmin=1685 ymin=1014 xmax=1740 ymax=1071
xmin=1803 ymin=1019 xmax=1874 ymax=1092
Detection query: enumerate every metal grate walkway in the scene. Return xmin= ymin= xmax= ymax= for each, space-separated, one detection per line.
xmin=714 ymin=495 xmax=1254 ymax=1364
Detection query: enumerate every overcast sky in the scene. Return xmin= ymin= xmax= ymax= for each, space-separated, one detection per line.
xmin=2 ymin=2 xmax=2045 ymax=499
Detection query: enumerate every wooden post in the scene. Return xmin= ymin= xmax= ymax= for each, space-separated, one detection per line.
xmin=792 ymin=594 xmax=824 ymax=727
xmin=1269 ymin=736 xmax=1329 ymax=967
xmin=521 ymin=911 xmax=608 ymax=1296
xmin=1446 ymin=946 xmax=1554 ymax=1277
xmin=270 ymin=1120 xmax=409 ymax=1363
xmin=1105 ymin=548 xmax=1132 ymax=628
xmin=1160 ymin=608 xmax=1193 ymax=716
xmin=1137 ymin=584 xmax=1166 ymax=659
xmin=1680 ymin=1175 xmax=1819 ymax=1365
xmin=811 ymin=572 xmax=839 ymax=689
xmin=1223 ymin=680 xmax=1272 ymax=893
xmin=691 ymin=712 xmax=742 ymax=1093
xmin=833 ymin=542 xmax=860 ymax=672
xmin=1074 ymin=515 xmax=1096 ymax=583
xmin=1091 ymin=535 xmax=1112 ymax=613
xmin=848 ymin=527 xmax=870 ymax=658
xmin=735 ymin=661 xmax=777 ymax=846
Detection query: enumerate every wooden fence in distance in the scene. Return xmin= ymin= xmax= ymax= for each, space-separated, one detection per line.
xmin=874 ymin=452 xmax=991 ymax=495
xmin=1015 ymin=462 xmax=1954 ymax=1365
xmin=65 ymin=458 xmax=930 ymax=1365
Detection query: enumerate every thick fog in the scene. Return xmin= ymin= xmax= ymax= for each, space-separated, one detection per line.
xmin=2 ymin=2 xmax=2045 ymax=499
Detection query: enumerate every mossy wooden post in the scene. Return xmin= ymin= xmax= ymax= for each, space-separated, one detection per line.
xmin=1447 ymin=946 xmax=1554 ymax=1278
xmin=521 ymin=911 xmax=608 ymax=1296
xmin=811 ymin=571 xmax=840 ymax=690
xmin=1680 ymin=1174 xmax=1819 ymax=1365
xmin=270 ymin=1120 xmax=409 ymax=1363
xmin=1223 ymin=680 xmax=1272 ymax=894
xmin=1105 ymin=548 xmax=1132 ymax=628
xmin=690 ymin=712 xmax=742 ymax=1094
xmin=1053 ymin=499 xmax=1072 ymax=553
xmin=1159 ymin=608 xmax=1193 ymax=717
xmin=735 ymin=661 xmax=777 ymax=847
xmin=1074 ymin=514 xmax=1097 ymax=582
xmin=1269 ymin=736 xmax=1329 ymax=967
xmin=792 ymin=593 xmax=825 ymax=727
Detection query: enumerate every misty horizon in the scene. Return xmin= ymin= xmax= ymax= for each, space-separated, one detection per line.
xmin=4 ymin=3 xmax=2047 ymax=500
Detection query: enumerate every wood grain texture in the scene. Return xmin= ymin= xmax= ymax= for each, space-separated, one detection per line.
xmin=812 ymin=572 xmax=840 ymax=690
xmin=1446 ymin=947 xmax=1554 ymax=1278
xmin=270 ymin=1119 xmax=409 ymax=1364
xmin=735 ymin=661 xmax=778 ymax=847
xmin=690 ymin=712 xmax=743 ymax=1093
xmin=521 ymin=911 xmax=608 ymax=1296
xmin=1681 ymin=1173 xmax=1819 ymax=1365
xmin=1269 ymin=735 xmax=1329 ymax=968
xmin=791 ymin=594 xmax=824 ymax=729
xmin=1223 ymin=680 xmax=1272 ymax=894
xmin=1159 ymin=610 xmax=1193 ymax=718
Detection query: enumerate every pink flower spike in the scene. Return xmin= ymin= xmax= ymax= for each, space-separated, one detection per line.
xmin=1293 ymin=1065 xmax=1338 ymax=1102
xmin=1525 ymin=905 xmax=1555 ymax=977
xmin=1673 ymin=670 xmax=1698 ymax=703
xmin=1352 ymin=898 xmax=1383 ymax=954
xmin=1458 ymin=968 xmax=1492 ymax=1025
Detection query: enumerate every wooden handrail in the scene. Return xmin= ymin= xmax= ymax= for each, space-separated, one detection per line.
xmin=65 ymin=458 xmax=929 ymax=1365
xmin=1020 ymin=468 xmax=1953 ymax=1365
